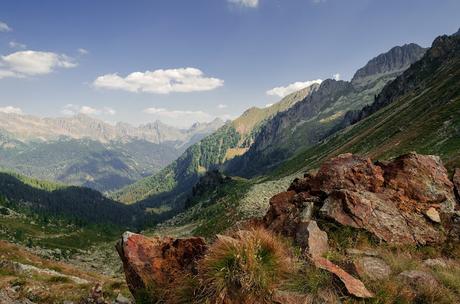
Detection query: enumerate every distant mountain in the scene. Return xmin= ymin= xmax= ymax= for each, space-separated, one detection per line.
xmin=351 ymin=43 xmax=427 ymax=85
xmin=112 ymin=85 xmax=317 ymax=205
xmin=225 ymin=43 xmax=427 ymax=176
xmin=0 ymin=114 xmax=223 ymax=192
xmin=0 ymin=113 xmax=223 ymax=146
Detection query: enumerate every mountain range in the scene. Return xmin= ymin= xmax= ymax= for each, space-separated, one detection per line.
xmin=0 ymin=114 xmax=223 ymax=192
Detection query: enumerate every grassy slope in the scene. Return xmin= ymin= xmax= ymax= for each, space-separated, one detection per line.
xmin=0 ymin=240 xmax=131 ymax=304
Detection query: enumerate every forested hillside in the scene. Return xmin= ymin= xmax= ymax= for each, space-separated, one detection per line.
xmin=0 ymin=171 xmax=146 ymax=227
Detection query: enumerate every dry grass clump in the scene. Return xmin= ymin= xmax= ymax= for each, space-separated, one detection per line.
xmin=196 ymin=228 xmax=294 ymax=303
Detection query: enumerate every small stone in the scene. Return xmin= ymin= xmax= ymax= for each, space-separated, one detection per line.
xmin=115 ymin=293 xmax=131 ymax=304
xmin=425 ymin=207 xmax=441 ymax=223
xmin=299 ymin=201 xmax=314 ymax=222
xmin=423 ymin=258 xmax=447 ymax=268
xmin=11 ymin=285 xmax=21 ymax=292
xmin=399 ymin=270 xmax=439 ymax=288
xmin=313 ymin=256 xmax=374 ymax=298
xmin=353 ymin=257 xmax=391 ymax=280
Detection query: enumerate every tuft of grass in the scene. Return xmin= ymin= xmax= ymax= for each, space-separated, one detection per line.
xmin=197 ymin=228 xmax=293 ymax=303
xmin=380 ymin=248 xmax=419 ymax=273
xmin=47 ymin=275 xmax=71 ymax=283
xmin=433 ymin=265 xmax=460 ymax=295
xmin=283 ymin=261 xmax=333 ymax=295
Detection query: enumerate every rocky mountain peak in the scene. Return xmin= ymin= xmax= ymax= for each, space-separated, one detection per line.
xmin=0 ymin=113 xmax=223 ymax=145
xmin=351 ymin=43 xmax=427 ymax=84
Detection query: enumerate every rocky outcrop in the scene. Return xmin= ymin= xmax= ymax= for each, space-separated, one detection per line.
xmin=351 ymin=43 xmax=426 ymax=84
xmin=115 ymin=232 xmax=207 ymax=300
xmin=266 ymin=153 xmax=457 ymax=245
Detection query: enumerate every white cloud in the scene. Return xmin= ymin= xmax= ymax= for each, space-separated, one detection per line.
xmin=0 ymin=21 xmax=11 ymax=32
xmin=265 ymin=103 xmax=273 ymax=108
xmin=266 ymin=79 xmax=322 ymax=98
xmin=0 ymin=106 xmax=23 ymax=114
xmin=78 ymin=48 xmax=89 ymax=55
xmin=9 ymin=41 xmax=26 ymax=49
xmin=93 ymin=67 xmax=224 ymax=94
xmin=61 ymin=104 xmax=116 ymax=116
xmin=0 ymin=50 xmax=77 ymax=79
xmin=228 ymin=0 xmax=259 ymax=8
xmin=103 ymin=107 xmax=116 ymax=115
xmin=217 ymin=104 xmax=228 ymax=109
xmin=333 ymin=73 xmax=340 ymax=81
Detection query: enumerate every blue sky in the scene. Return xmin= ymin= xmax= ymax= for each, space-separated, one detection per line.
xmin=0 ymin=0 xmax=459 ymax=127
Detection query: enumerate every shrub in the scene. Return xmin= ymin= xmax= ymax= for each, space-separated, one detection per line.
xmin=197 ymin=228 xmax=293 ymax=303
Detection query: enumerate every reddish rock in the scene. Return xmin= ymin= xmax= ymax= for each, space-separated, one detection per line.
xmin=116 ymin=232 xmax=207 ymax=299
xmin=311 ymin=153 xmax=384 ymax=194
xmin=264 ymin=153 xmax=457 ymax=246
xmin=320 ymin=189 xmax=444 ymax=244
xmin=381 ymin=153 xmax=456 ymax=211
xmin=295 ymin=220 xmax=329 ymax=258
xmin=352 ymin=257 xmax=391 ymax=281
xmin=288 ymin=173 xmax=315 ymax=193
xmin=313 ymin=257 xmax=374 ymax=298
xmin=263 ymin=191 xmax=304 ymax=237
